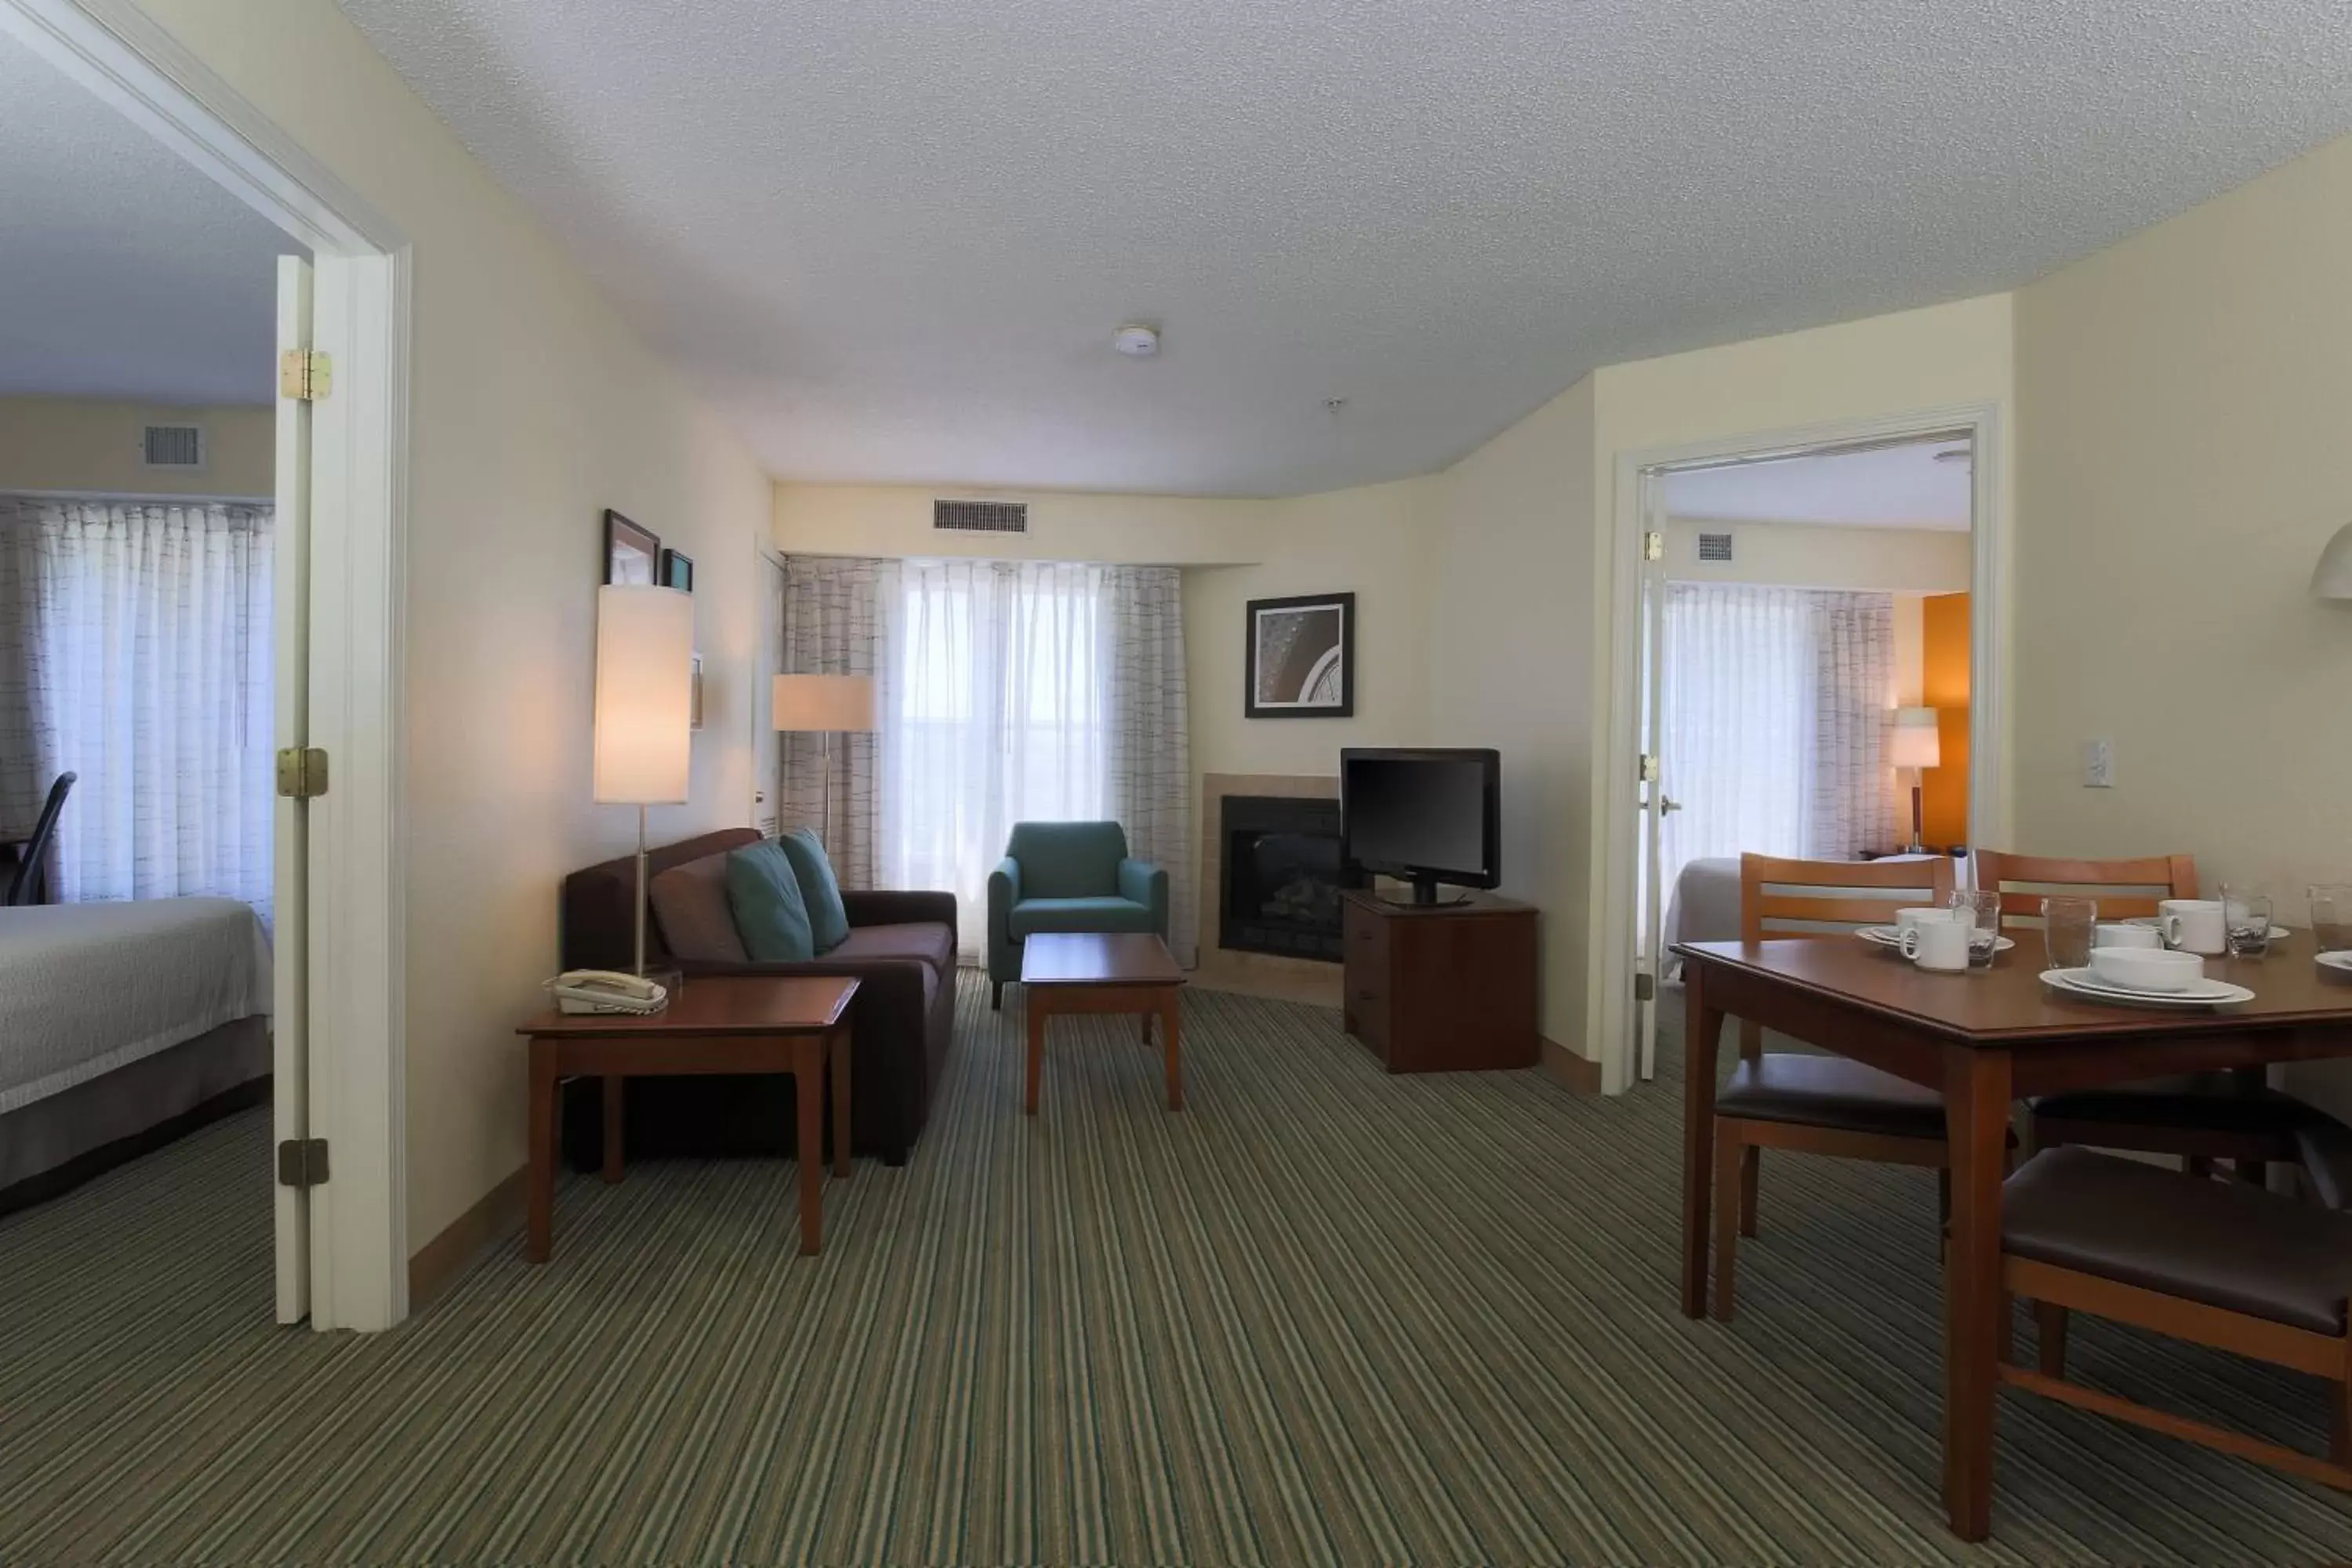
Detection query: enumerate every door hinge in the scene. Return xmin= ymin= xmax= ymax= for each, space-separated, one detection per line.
xmin=1635 ymin=971 xmax=1656 ymax=1002
xmin=1639 ymin=753 xmax=1661 ymax=784
xmin=276 ymin=746 xmax=329 ymax=800
xmin=277 ymin=1138 xmax=329 ymax=1188
xmin=1642 ymin=530 xmax=1664 ymax=562
xmin=279 ymin=349 xmax=332 ymax=402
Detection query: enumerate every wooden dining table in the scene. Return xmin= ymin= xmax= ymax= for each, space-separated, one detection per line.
xmin=1674 ymin=933 xmax=2352 ymax=1541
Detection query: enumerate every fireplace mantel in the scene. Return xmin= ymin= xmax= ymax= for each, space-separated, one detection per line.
xmin=1195 ymin=774 xmax=1345 ymax=1005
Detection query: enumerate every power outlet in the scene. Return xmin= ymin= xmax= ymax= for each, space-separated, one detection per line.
xmin=2082 ymin=738 xmax=2114 ymax=789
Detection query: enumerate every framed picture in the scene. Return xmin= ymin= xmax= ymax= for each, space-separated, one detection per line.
xmin=604 ymin=510 xmax=659 ymax=586
xmin=1245 ymin=591 xmax=1355 ymax=718
xmin=659 ymin=548 xmax=695 ymax=593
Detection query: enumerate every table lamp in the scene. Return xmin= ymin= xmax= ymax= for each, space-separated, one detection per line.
xmin=772 ymin=673 xmax=877 ymax=851
xmin=1890 ymin=706 xmax=1942 ymax=854
xmin=594 ymin=585 xmax=695 ymax=975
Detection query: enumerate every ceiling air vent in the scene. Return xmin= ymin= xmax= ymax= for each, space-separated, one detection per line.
xmin=141 ymin=423 xmax=205 ymax=470
xmin=1697 ymin=531 xmax=1733 ymax=562
xmin=933 ymin=499 xmax=1027 ymax=535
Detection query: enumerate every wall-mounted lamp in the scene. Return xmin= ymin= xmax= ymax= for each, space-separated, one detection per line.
xmin=2314 ymin=523 xmax=2352 ymax=598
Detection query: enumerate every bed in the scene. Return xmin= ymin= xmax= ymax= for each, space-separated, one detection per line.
xmin=0 ymin=898 xmax=272 ymax=1214
xmin=1661 ymin=853 xmax=1950 ymax=982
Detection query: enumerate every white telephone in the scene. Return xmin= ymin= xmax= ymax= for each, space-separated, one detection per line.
xmin=546 ymin=969 xmax=668 ymax=1016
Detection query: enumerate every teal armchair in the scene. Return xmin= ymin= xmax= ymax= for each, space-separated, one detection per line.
xmin=988 ymin=820 xmax=1169 ymax=1007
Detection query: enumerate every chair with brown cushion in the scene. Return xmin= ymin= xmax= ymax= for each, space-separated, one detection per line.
xmin=1976 ymin=850 xmax=2323 ymax=1183
xmin=1710 ymin=852 xmax=1960 ymax=1319
xmin=2002 ymin=1143 xmax=2352 ymax=1489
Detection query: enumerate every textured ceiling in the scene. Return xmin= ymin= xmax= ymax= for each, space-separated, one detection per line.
xmin=336 ymin=0 xmax=2352 ymax=496
xmin=1663 ymin=440 xmax=1971 ymax=531
xmin=0 ymin=31 xmax=296 ymax=407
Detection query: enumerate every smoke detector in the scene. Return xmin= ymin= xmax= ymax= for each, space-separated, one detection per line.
xmin=1112 ymin=323 xmax=1160 ymax=358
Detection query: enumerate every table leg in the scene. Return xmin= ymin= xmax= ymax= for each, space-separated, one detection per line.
xmin=795 ymin=1033 xmax=824 ymax=1256
xmin=601 ymin=1075 xmax=625 ymax=1184
xmin=527 ymin=1039 xmax=557 ymax=1265
xmin=1943 ymin=1044 xmax=2013 ymax=1542
xmin=1163 ymin=992 xmax=1183 ymax=1112
xmin=1679 ymin=964 xmax=1724 ymax=1318
xmin=1025 ymin=995 xmax=1047 ymax=1115
xmin=829 ymin=1025 xmax=851 ymax=1178
xmin=1141 ymin=1011 xmax=1152 ymax=1044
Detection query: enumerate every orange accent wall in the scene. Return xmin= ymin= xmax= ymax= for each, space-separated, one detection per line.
xmin=1919 ymin=593 xmax=1971 ymax=847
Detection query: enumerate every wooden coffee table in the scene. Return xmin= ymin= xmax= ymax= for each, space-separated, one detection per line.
xmin=516 ymin=975 xmax=858 ymax=1261
xmin=1021 ymin=932 xmax=1185 ymax=1114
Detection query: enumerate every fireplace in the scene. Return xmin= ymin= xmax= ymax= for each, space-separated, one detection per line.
xmin=1221 ymin=795 xmax=1349 ymax=962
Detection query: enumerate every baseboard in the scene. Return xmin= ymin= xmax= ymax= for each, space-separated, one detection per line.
xmin=1540 ymin=1035 xmax=1602 ymax=1094
xmin=408 ymin=1163 xmax=527 ymax=1312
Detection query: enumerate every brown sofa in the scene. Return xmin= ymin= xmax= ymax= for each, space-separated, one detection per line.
xmin=559 ymin=828 xmax=957 ymax=1166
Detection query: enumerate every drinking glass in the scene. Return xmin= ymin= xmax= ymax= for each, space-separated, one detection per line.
xmin=1950 ymin=889 xmax=2002 ymax=967
xmin=2223 ymin=887 xmax=2273 ymax=959
xmin=2042 ymin=895 xmax=2098 ymax=971
xmin=2311 ymin=884 xmax=2352 ymax=955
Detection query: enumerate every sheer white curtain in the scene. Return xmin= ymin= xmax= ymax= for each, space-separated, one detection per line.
xmin=869 ymin=557 xmax=1193 ymax=964
xmin=0 ymin=497 xmax=273 ymax=920
xmin=1658 ymin=583 xmax=1896 ymax=899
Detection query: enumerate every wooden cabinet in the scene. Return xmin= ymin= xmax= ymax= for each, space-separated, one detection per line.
xmin=1341 ymin=890 xmax=1538 ymax=1073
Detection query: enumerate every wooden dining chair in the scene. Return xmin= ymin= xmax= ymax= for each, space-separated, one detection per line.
xmin=1711 ymin=852 xmax=1959 ymax=1319
xmin=1974 ymin=850 xmax=2321 ymax=1183
xmin=2001 ymin=1142 xmax=2352 ymax=1490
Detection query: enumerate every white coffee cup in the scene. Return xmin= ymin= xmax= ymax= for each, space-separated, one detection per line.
xmin=1895 ymin=906 xmax=1962 ymax=937
xmin=2158 ymin=898 xmax=2227 ymax=956
xmin=2093 ymin=922 xmax=2164 ymax=950
xmin=1901 ymin=920 xmax=1971 ymax=972
xmin=2088 ymin=946 xmax=2204 ymax=993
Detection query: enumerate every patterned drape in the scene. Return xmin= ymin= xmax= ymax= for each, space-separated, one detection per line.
xmin=0 ymin=496 xmax=274 ymax=920
xmin=780 ymin=554 xmax=1194 ymax=966
xmin=1807 ymin=592 xmax=1899 ymax=860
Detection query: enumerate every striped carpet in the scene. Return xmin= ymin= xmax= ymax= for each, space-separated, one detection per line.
xmin=4 ymin=975 xmax=2350 ymax=1564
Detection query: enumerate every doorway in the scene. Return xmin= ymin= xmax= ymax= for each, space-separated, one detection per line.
xmin=1605 ymin=410 xmax=2004 ymax=1089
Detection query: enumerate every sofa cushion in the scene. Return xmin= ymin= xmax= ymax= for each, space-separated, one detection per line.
xmin=828 ymin=920 xmax=955 ymax=977
xmin=776 ymin=828 xmax=850 ymax=953
xmin=648 ymin=854 xmax=748 ymax=964
xmin=1004 ymin=821 xmax=1128 ymax=899
xmin=1008 ymin=895 xmax=1157 ymax=939
xmin=725 ymin=839 xmax=814 ymax=962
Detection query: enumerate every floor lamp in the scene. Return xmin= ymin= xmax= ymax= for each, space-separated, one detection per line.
xmin=773 ymin=674 xmax=877 ymax=851
xmin=1891 ymin=706 xmax=1942 ymax=855
xmin=594 ymin=585 xmax=695 ymax=976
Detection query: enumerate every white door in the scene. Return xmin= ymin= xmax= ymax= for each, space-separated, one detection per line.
xmin=752 ymin=553 xmax=785 ymax=835
xmin=1633 ymin=472 xmax=1673 ymax=1083
xmin=271 ymin=255 xmax=314 ymax=1323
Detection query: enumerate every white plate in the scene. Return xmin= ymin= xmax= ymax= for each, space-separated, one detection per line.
xmin=1857 ymin=925 xmax=2014 ymax=953
xmin=2121 ymin=916 xmax=2289 ymax=941
xmin=2041 ymin=968 xmax=2254 ymax=1007
xmin=2315 ymin=950 xmax=2352 ymax=975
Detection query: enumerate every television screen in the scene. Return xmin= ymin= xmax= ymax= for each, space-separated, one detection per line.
xmin=1340 ymin=749 xmax=1500 ymax=894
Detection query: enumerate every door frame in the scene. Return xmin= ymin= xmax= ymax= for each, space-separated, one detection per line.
xmin=1595 ymin=403 xmax=2005 ymax=1094
xmin=3 ymin=0 xmax=416 ymax=1329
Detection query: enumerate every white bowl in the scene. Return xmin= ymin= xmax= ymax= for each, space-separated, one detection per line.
xmin=2087 ymin=946 xmax=2205 ymax=993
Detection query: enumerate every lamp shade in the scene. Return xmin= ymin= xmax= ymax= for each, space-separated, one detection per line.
xmin=593 ymin=585 xmax=694 ymax=804
xmin=2314 ymin=522 xmax=2352 ymax=598
xmin=1889 ymin=706 xmax=1942 ymax=771
xmin=773 ymin=673 xmax=877 ymax=734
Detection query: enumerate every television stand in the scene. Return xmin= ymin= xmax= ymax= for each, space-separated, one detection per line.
xmin=1341 ymin=889 xmax=1538 ymax=1073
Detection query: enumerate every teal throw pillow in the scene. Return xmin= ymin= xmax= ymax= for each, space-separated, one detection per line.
xmin=777 ymin=828 xmax=850 ymax=954
xmin=725 ymin=838 xmax=815 ymax=962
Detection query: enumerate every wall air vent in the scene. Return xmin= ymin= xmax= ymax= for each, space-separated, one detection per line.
xmin=1697 ymin=531 xmax=1733 ymax=562
xmin=933 ymin=499 xmax=1028 ymax=535
xmin=141 ymin=423 xmax=206 ymax=470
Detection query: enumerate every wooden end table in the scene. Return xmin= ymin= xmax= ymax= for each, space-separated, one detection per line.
xmin=1020 ymin=932 xmax=1185 ymax=1114
xmin=516 ymin=975 xmax=858 ymax=1261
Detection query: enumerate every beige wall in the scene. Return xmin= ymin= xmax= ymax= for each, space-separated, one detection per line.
xmin=1663 ymin=517 xmax=1972 ymax=593
xmin=2010 ymin=131 xmax=2352 ymax=1119
xmin=775 ymin=482 xmax=1269 ymax=564
xmin=143 ymin=0 xmax=775 ymax=1254
xmin=0 ymin=397 xmax=274 ymax=498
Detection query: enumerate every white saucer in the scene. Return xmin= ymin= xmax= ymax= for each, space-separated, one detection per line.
xmin=2120 ymin=916 xmax=2289 ymax=941
xmin=2315 ymin=950 xmax=2352 ymax=975
xmin=1857 ymin=925 xmax=2014 ymax=953
xmin=2041 ymin=967 xmax=2254 ymax=1007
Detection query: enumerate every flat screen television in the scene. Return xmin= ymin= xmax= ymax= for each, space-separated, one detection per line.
xmin=1339 ymin=747 xmax=1501 ymax=905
